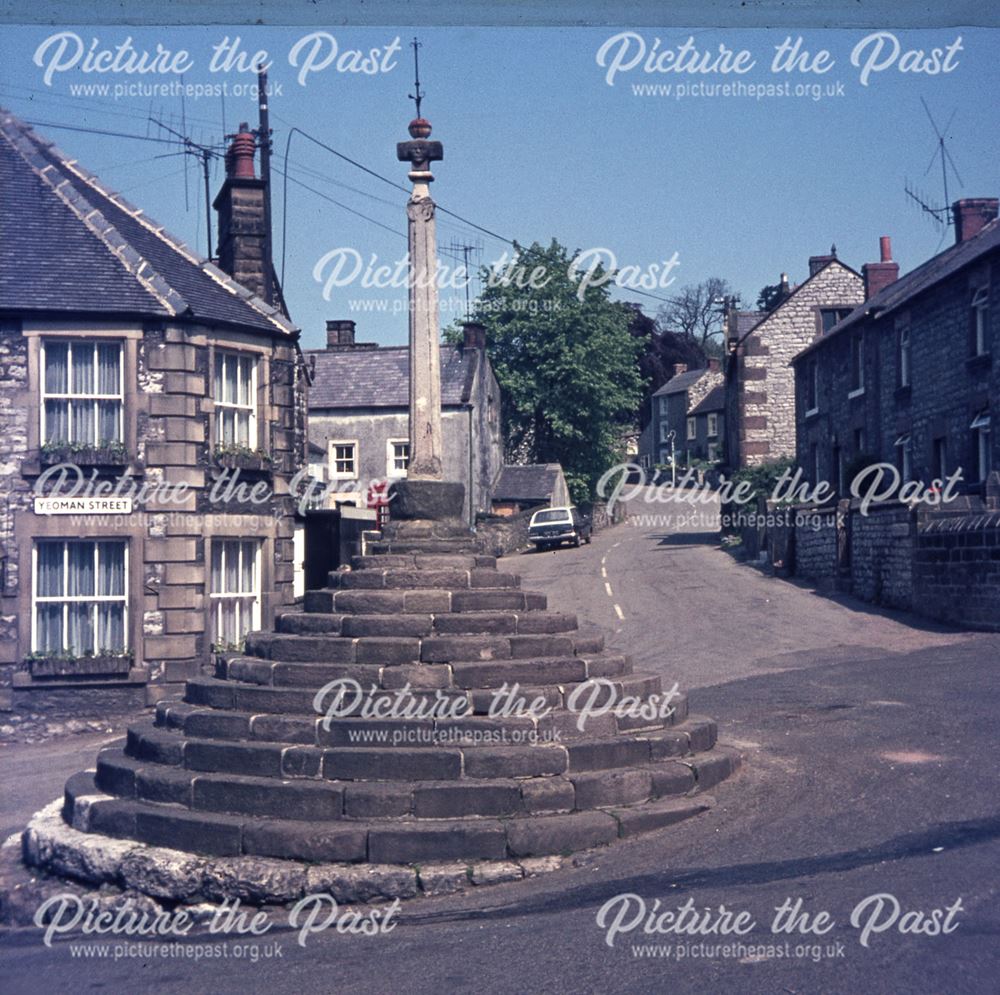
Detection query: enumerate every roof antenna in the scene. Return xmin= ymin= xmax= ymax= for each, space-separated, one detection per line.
xmin=904 ymin=98 xmax=964 ymax=234
xmin=150 ymin=116 xmax=218 ymax=257
xmin=408 ymin=37 xmax=424 ymax=119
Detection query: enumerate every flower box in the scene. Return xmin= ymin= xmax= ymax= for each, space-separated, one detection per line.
xmin=40 ymin=445 xmax=129 ymax=468
xmin=28 ymin=654 xmax=133 ymax=678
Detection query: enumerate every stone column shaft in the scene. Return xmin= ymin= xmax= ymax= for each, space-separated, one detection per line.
xmin=406 ymin=192 xmax=443 ymax=479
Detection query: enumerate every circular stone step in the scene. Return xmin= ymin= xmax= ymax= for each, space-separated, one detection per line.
xmin=37 ymin=528 xmax=741 ymax=906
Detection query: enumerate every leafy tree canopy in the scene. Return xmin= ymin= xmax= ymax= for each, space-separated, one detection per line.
xmin=451 ymin=239 xmax=646 ymax=504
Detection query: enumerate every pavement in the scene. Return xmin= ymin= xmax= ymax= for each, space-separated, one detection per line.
xmin=2 ymin=487 xmax=998 ymax=994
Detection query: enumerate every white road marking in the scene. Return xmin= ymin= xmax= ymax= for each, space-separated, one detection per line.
xmin=604 ymin=581 xmax=613 ymax=597
xmin=600 ymin=566 xmax=607 ymax=579
xmin=614 ymin=604 xmax=625 ymax=620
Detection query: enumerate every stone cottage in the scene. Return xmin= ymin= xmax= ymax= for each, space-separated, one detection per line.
xmin=0 ymin=111 xmax=307 ymax=712
xmin=688 ymin=384 xmax=726 ymax=463
xmin=307 ymin=320 xmax=503 ymax=525
xmin=725 ymin=254 xmax=864 ymax=469
xmin=642 ymin=361 xmax=724 ymax=468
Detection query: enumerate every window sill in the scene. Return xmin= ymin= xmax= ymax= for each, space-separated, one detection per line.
xmin=805 ymin=407 xmax=819 ymax=418
xmin=848 ymin=388 xmax=866 ymax=400
xmin=24 ymin=654 xmax=134 ymax=678
xmin=39 ymin=446 xmax=130 ymax=468
xmin=212 ymin=451 xmax=273 ymax=473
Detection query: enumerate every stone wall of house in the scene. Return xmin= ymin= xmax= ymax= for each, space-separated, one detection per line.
xmin=849 ymin=503 xmax=915 ymax=610
xmin=737 ymin=261 xmax=863 ymax=468
xmin=913 ymin=513 xmax=1000 ymax=630
xmin=793 ymin=506 xmax=838 ymax=583
xmin=0 ymin=326 xmax=30 ymax=693
xmin=0 ymin=319 xmax=305 ymax=712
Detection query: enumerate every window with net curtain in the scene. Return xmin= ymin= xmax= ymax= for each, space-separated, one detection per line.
xmin=42 ymin=341 xmax=123 ymax=446
xmin=34 ymin=540 xmax=127 ymax=655
xmin=214 ymin=352 xmax=257 ymax=448
xmin=211 ymin=539 xmax=261 ymax=648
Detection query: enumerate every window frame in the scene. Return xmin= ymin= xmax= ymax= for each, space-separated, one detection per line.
xmin=706 ymin=412 xmax=719 ymax=438
xmin=209 ymin=538 xmax=262 ymax=649
xmin=328 ymin=440 xmax=358 ymax=480
xmin=819 ymin=307 xmax=854 ymax=335
xmin=898 ymin=322 xmax=911 ymax=388
xmin=894 ymin=434 xmax=912 ymax=483
xmin=971 ymin=412 xmax=991 ymax=483
xmin=971 ymin=285 xmax=990 ymax=357
xmin=849 ymin=331 xmax=866 ymax=397
xmin=31 ymin=539 xmax=129 ymax=656
xmin=387 ymin=439 xmax=410 ymax=478
xmin=40 ymin=338 xmax=125 ymax=448
xmin=213 ymin=350 xmax=259 ymax=450
xmin=686 ymin=416 xmax=696 ymax=442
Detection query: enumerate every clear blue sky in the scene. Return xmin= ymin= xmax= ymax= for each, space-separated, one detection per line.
xmin=2 ymin=24 xmax=998 ymax=347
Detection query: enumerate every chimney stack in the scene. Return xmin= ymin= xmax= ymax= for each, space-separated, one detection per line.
xmin=807 ymin=247 xmax=836 ymax=276
xmin=325 ymin=319 xmax=357 ymax=348
xmin=862 ymin=235 xmax=899 ymax=300
xmin=952 ymin=198 xmax=999 ymax=244
xmin=462 ymin=321 xmax=486 ymax=351
xmin=673 ymin=362 xmax=688 ymax=377
xmin=213 ymin=122 xmax=269 ymax=301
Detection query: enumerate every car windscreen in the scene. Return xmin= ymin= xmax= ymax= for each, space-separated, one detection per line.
xmin=532 ymin=510 xmax=571 ymax=524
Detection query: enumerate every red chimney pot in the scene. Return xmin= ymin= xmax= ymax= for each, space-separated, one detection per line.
xmin=862 ymin=235 xmax=899 ymax=301
xmin=228 ymin=123 xmax=257 ymax=179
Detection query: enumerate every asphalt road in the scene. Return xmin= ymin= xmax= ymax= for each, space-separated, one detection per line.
xmin=3 ymin=488 xmax=998 ymax=994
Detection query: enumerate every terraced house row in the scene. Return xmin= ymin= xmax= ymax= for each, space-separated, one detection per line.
xmin=795 ymin=199 xmax=999 ymax=496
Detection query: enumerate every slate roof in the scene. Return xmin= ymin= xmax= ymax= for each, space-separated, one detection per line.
xmin=733 ymin=311 xmax=764 ymax=337
xmin=307 ymin=344 xmax=479 ymax=409
xmin=689 ymin=384 xmax=725 ymax=415
xmin=492 ymin=464 xmax=563 ymax=502
xmin=652 ymin=368 xmax=710 ymax=398
xmin=794 ymin=220 xmax=1000 ymax=361
xmin=0 ymin=109 xmax=296 ymax=336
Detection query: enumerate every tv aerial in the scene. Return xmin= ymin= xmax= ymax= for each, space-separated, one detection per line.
xmin=904 ymin=98 xmax=964 ymax=236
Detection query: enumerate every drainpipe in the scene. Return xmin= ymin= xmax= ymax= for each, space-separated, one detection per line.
xmin=467 ymin=404 xmax=475 ymax=527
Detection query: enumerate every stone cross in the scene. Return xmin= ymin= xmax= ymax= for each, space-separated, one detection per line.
xmin=397 ymin=118 xmax=445 ymax=479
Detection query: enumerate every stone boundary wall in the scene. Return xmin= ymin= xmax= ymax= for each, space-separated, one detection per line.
xmin=762 ymin=498 xmax=1000 ymax=629
xmin=914 ymin=512 xmax=1000 ymax=630
xmin=850 ymin=504 xmax=915 ymax=611
xmin=793 ymin=506 xmax=838 ymax=584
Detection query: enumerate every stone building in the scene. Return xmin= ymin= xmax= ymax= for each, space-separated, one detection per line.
xmin=725 ymin=255 xmax=864 ymax=469
xmin=641 ymin=361 xmax=723 ymax=468
xmin=0 ymin=111 xmax=307 ymax=712
xmin=306 ymin=320 xmax=503 ymax=525
xmin=688 ymin=384 xmax=726 ymax=463
xmin=793 ymin=200 xmax=999 ymax=495
xmin=490 ymin=463 xmax=571 ymax=515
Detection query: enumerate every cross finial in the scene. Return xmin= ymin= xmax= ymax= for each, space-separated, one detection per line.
xmin=409 ymin=37 xmax=424 ymax=119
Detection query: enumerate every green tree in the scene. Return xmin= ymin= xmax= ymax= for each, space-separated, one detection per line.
xmin=755 ymin=283 xmax=785 ymax=313
xmin=458 ymin=239 xmax=646 ymax=504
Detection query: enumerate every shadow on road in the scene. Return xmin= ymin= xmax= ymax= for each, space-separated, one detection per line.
xmin=401 ymin=812 xmax=1000 ymax=926
xmin=651 ymin=531 xmax=721 ymax=547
